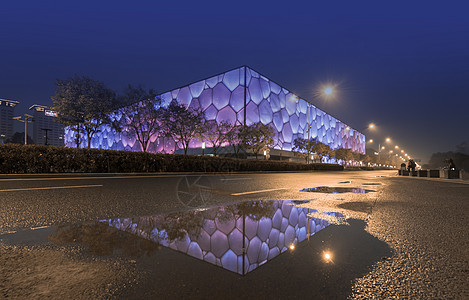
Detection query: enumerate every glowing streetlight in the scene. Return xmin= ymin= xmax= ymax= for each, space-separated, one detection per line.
xmin=323 ymin=251 xmax=333 ymax=263
xmin=202 ymin=142 xmax=206 ymax=156
xmin=368 ymin=139 xmax=373 ymax=143
xmin=324 ymin=87 xmax=333 ymax=95
xmin=381 ymin=146 xmax=385 ymax=150
xmin=401 ymin=150 xmax=404 ymax=153
xmin=386 ymin=138 xmax=391 ymax=142
xmin=395 ymin=145 xmax=399 ymax=149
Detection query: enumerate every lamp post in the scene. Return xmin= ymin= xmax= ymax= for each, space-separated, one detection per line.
xmin=306 ymin=86 xmax=334 ymax=164
xmin=202 ymin=142 xmax=205 ymax=156
xmin=13 ymin=114 xmax=34 ymax=145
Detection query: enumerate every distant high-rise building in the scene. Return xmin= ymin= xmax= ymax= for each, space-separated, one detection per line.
xmin=29 ymin=105 xmax=64 ymax=146
xmin=0 ymin=99 xmax=19 ymax=143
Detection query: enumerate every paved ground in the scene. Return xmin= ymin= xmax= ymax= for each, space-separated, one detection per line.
xmin=0 ymin=170 xmax=468 ymax=299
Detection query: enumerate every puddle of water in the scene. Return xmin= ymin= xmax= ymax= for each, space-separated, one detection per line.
xmin=338 ymin=181 xmax=352 ymax=184
xmin=300 ymin=186 xmax=376 ymax=194
xmin=0 ymin=200 xmax=341 ymax=276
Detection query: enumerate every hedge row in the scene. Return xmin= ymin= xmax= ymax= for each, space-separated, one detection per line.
xmin=0 ymin=144 xmax=343 ymax=173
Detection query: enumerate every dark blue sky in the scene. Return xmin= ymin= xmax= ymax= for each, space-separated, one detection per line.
xmin=1 ymin=1 xmax=468 ymax=162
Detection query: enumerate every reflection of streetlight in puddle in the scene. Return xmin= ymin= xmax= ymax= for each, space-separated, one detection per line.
xmin=323 ymin=251 xmax=333 ymax=263
xmin=289 ymin=244 xmax=295 ymax=250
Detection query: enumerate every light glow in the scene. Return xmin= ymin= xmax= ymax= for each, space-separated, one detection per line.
xmin=324 ymin=87 xmax=333 ymax=95
xmin=323 ymin=251 xmax=333 ymax=263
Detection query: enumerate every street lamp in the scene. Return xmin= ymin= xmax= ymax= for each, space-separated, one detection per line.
xmin=202 ymin=142 xmax=206 ymax=156
xmin=13 ymin=114 xmax=34 ymax=145
xmin=306 ymin=86 xmax=335 ymax=163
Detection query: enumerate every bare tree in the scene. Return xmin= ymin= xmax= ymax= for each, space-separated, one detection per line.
xmin=225 ymin=124 xmax=244 ymax=158
xmin=293 ymin=137 xmax=320 ymax=163
xmin=51 ymin=75 xmax=115 ymax=148
xmin=117 ymin=86 xmax=161 ymax=152
xmin=160 ymin=101 xmax=205 ymax=155
xmin=199 ymin=120 xmax=232 ymax=156
xmin=240 ymin=123 xmax=275 ymax=159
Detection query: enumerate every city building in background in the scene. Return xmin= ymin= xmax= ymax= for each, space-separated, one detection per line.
xmin=0 ymin=98 xmax=19 ymax=143
xmin=64 ymin=66 xmax=366 ymax=158
xmin=29 ymin=104 xmax=64 ymax=146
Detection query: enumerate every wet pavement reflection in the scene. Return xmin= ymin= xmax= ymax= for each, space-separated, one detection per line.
xmin=300 ymin=186 xmax=376 ymax=194
xmin=0 ymin=199 xmax=392 ymax=298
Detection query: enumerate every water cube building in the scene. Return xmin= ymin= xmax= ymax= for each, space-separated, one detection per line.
xmin=64 ymin=66 xmax=365 ymax=156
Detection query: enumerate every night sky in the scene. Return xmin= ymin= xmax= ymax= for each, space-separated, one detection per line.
xmin=1 ymin=1 xmax=468 ymax=162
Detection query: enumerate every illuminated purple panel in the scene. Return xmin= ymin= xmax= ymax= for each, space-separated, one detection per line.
xmin=259 ymin=100 xmax=272 ymax=125
xmin=245 ymin=101 xmax=260 ymax=125
xmin=269 ymin=93 xmax=281 ymax=112
xmin=206 ymin=75 xmax=218 ymax=88
xmin=273 ymin=112 xmax=283 ymax=132
xmin=281 ymin=108 xmax=289 ymax=123
xmin=290 ymin=114 xmax=299 ymax=134
xmin=282 ymin=122 xmax=293 ymax=143
xmin=259 ymin=76 xmax=271 ymax=99
xmin=177 ymin=87 xmax=192 ymax=107
xmin=270 ymin=81 xmax=281 ymax=94
xmin=257 ymin=218 xmax=272 ymax=242
xmin=230 ymin=86 xmax=244 ymax=112
xmin=278 ymin=92 xmax=286 ymax=109
xmin=204 ymin=105 xmax=218 ymax=120
xmin=212 ymin=83 xmax=230 ymax=110
xmin=236 ymin=109 xmax=244 ymax=125
xmin=245 ymin=68 xmax=252 ymax=86
xmin=299 ymin=99 xmax=308 ymax=114
xmin=239 ymin=67 xmax=245 ymax=86
xmin=189 ymin=81 xmax=205 ymax=98
xmin=171 ymin=88 xmax=179 ymax=99
xmin=250 ymin=69 xmax=260 ymax=78
xmin=211 ymin=230 xmax=229 ymax=257
xmin=228 ymin=229 xmax=244 ymax=256
xmin=247 ymin=236 xmax=261 ymax=263
xmin=285 ymin=94 xmax=297 ymax=116
xmin=161 ymin=92 xmax=173 ymax=107
xmin=216 ymin=106 xmax=237 ymax=125
xmin=221 ymin=250 xmax=238 ymax=273
xmin=248 ymin=77 xmax=262 ymax=105
xmin=188 ymin=242 xmax=203 ymax=260
xmin=299 ymin=113 xmax=307 ymax=129
xmin=222 ymin=68 xmax=240 ymax=91
xmin=189 ymin=98 xmax=200 ymax=111
xmin=199 ymin=89 xmax=212 ymax=111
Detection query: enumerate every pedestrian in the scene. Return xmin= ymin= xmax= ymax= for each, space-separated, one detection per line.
xmin=447 ymin=158 xmax=456 ymax=170
xmin=400 ymin=162 xmax=406 ymax=170
xmin=409 ymin=159 xmax=416 ymax=171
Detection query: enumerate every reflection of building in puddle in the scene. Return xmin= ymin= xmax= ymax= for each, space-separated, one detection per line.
xmin=103 ymin=200 xmax=341 ymax=275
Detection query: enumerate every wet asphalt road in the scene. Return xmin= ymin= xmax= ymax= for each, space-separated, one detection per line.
xmin=0 ymin=170 xmax=468 ymax=299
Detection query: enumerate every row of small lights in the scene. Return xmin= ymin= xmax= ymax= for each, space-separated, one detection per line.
xmin=365 ymin=124 xmax=419 ymax=168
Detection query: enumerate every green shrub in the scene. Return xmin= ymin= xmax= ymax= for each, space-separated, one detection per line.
xmin=0 ymin=144 xmax=343 ymax=173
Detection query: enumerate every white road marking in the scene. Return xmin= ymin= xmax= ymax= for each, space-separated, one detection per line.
xmin=30 ymin=226 xmax=50 ymax=230
xmin=231 ymin=188 xmax=288 ymax=196
xmin=0 ymin=184 xmax=103 ymax=192
xmin=0 ymin=174 xmax=234 ymax=182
